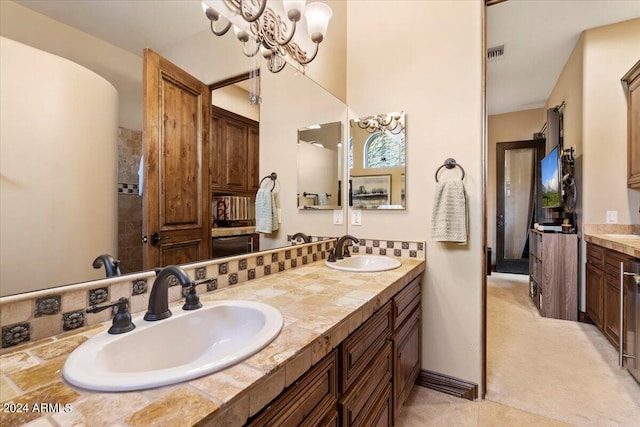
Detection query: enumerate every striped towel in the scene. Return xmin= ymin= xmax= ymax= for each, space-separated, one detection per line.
xmin=431 ymin=180 xmax=467 ymax=243
xmin=317 ymin=193 xmax=328 ymax=206
xmin=255 ymin=188 xmax=274 ymax=233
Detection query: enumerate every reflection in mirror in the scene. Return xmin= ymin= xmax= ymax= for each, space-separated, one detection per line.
xmin=349 ymin=111 xmax=406 ymax=210
xmin=0 ymin=1 xmax=347 ymax=297
xmin=297 ymin=121 xmax=342 ymax=210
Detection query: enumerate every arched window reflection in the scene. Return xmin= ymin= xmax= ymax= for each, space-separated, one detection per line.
xmin=364 ymin=131 xmax=405 ymax=169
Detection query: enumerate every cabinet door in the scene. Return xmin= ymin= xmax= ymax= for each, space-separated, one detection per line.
xmin=624 ymin=61 xmax=640 ymax=188
xmin=221 ymin=116 xmax=248 ymax=191
xmin=392 ymin=306 xmax=420 ymax=417
xmin=210 ymin=112 xmax=223 ymax=190
xmin=585 ymin=263 xmax=604 ymax=330
xmin=247 ymin=124 xmax=260 ymax=193
xmin=603 ymin=275 xmax=624 ymax=349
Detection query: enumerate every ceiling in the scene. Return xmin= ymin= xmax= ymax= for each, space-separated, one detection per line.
xmin=14 ymin=0 xmax=640 ymax=115
xmin=487 ymin=0 xmax=640 ymax=115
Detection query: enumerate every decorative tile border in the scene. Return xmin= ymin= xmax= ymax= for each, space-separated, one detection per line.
xmin=117 ymin=183 xmax=139 ymax=195
xmin=0 ymin=238 xmax=425 ymax=350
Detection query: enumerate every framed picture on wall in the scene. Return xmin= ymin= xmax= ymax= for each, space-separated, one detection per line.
xmin=351 ymin=174 xmax=391 ymax=209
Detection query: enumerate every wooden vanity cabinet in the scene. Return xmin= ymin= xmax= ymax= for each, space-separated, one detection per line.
xmin=622 ymin=59 xmax=640 ymax=189
xmin=247 ymin=350 xmax=338 ymax=427
xmin=247 ymin=274 xmax=423 ymax=427
xmin=585 ymin=243 xmax=632 ymax=350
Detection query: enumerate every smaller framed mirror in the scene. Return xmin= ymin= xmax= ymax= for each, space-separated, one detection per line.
xmin=297 ymin=121 xmax=343 ymax=210
xmin=349 ymin=111 xmax=406 ymax=210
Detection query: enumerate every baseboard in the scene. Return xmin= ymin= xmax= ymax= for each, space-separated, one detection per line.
xmin=578 ymin=311 xmax=594 ymax=324
xmin=415 ymin=369 xmax=478 ymax=401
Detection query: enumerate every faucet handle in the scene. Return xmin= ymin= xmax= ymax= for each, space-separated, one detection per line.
xmin=343 ymin=245 xmax=351 ymax=258
xmin=182 ymin=280 xmax=209 ymax=311
xmin=87 ymin=297 xmax=135 ymax=334
xmin=327 ymin=249 xmax=336 ymax=262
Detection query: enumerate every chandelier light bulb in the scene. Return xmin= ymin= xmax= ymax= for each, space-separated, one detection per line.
xmin=283 ymin=0 xmax=306 ymax=22
xmin=305 ymin=2 xmax=332 ymax=43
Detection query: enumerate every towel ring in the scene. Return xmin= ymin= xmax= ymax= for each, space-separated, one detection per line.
xmin=435 ymin=158 xmax=465 ymax=182
xmin=259 ymin=172 xmax=278 ymax=191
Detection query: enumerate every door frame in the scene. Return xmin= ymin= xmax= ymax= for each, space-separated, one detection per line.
xmin=495 ymin=139 xmax=545 ymax=274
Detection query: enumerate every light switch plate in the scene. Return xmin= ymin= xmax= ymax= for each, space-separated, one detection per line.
xmin=333 ymin=210 xmax=343 ymax=225
xmin=351 ymin=210 xmax=362 ymax=226
xmin=606 ymin=210 xmax=618 ymax=224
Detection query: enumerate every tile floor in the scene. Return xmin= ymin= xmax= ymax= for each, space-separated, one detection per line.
xmin=396 ymin=272 xmax=640 ymax=426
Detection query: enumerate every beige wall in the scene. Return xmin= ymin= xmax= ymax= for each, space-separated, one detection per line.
xmin=0 ymin=1 xmax=142 ymax=130
xmin=212 ymin=85 xmax=260 ymax=122
xmin=582 ymin=18 xmax=640 ymax=226
xmin=0 ymin=37 xmax=118 ymax=296
xmin=346 ymin=1 xmax=484 ymax=391
xmin=487 ymin=109 xmax=544 ymax=264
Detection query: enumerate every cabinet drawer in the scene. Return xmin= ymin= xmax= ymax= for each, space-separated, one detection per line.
xmin=340 ymin=302 xmax=392 ymax=393
xmin=362 ymin=380 xmax=393 ymax=427
xmin=339 ymin=341 xmax=392 ymax=427
xmin=586 ymin=243 xmax=605 ymax=268
xmin=248 ymin=350 xmax=338 ymax=427
xmin=393 ymin=275 xmax=421 ymax=329
xmin=604 ymin=250 xmax=632 ymax=279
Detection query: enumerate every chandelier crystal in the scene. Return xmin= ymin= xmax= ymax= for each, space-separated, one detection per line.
xmin=201 ymin=0 xmax=332 ymax=73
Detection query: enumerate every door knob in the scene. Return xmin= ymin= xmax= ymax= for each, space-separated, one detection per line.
xmin=497 ymin=215 xmax=505 ymax=229
xmin=151 ymin=232 xmax=164 ymax=246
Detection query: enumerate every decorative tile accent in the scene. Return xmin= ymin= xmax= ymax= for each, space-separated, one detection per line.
xmin=353 ymin=246 xmax=360 ymax=253
xmin=219 ymin=263 xmax=228 ymax=275
xmin=271 ymin=253 xmax=278 ymax=262
xmin=2 ymin=323 xmax=30 ymax=348
xmin=410 ymin=250 xmax=417 ymax=258
xmin=379 ymin=248 xmax=387 ymax=255
xmin=373 ymin=240 xmax=380 ymax=247
xmin=291 ymin=259 xmax=297 ymax=268
xmin=195 ymin=267 xmax=207 ymax=280
xmin=418 ymin=242 xmax=424 ymax=251
xmin=302 ymin=256 xmax=308 ymax=265
xmin=386 ymin=241 xmax=395 ymax=248
xmin=317 ymin=244 xmax=323 ymax=252
xmin=257 ymin=256 xmax=264 ymax=266
xmin=35 ymin=296 xmax=61 ymax=317
xmin=402 ymin=242 xmax=410 ymax=249
xmin=239 ymin=259 xmax=247 ymax=270
xmin=89 ymin=287 xmax=109 ymax=305
xmin=168 ymin=276 xmax=179 ymax=287
xmin=207 ymin=279 xmax=218 ymax=292
xmin=248 ymin=269 xmax=256 ymax=280
xmin=307 ymin=246 xmax=312 ymax=255
xmin=285 ymin=250 xmax=291 ymax=260
xmin=360 ymin=239 xmax=367 ymax=246
xmin=366 ymin=247 xmax=373 ymax=254
xmin=394 ymin=249 xmax=401 ymax=256
xmin=62 ymin=310 xmax=85 ymax=331
xmin=264 ymin=265 xmax=271 ymax=276
xmin=229 ymin=273 xmax=238 ymax=285
xmin=117 ymin=182 xmax=140 ymax=195
xmin=132 ymin=279 xmax=148 ymax=295
xmin=278 ymin=262 xmax=285 ymax=272
xmin=313 ymin=253 xmax=318 ymax=262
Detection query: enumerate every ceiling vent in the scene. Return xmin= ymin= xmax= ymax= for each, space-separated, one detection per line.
xmin=487 ymin=45 xmax=505 ymax=61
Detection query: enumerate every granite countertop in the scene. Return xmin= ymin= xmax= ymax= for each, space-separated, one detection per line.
xmin=584 ymin=233 xmax=640 ymax=258
xmin=0 ymin=258 xmax=425 ymax=427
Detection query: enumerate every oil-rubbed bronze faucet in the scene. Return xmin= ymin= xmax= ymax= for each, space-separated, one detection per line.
xmin=92 ymin=254 xmax=121 ymax=278
xmin=144 ymin=266 xmax=199 ymax=321
xmin=291 ymin=232 xmax=312 ymax=243
xmin=332 ymin=235 xmax=359 ymax=261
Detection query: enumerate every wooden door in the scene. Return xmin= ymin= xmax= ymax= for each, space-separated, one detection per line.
xmin=142 ymin=49 xmax=210 ymax=269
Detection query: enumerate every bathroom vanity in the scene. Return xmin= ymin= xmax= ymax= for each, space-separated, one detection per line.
xmin=0 ymin=250 xmax=425 ymax=427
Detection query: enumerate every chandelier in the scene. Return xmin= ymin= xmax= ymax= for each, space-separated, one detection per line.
xmin=201 ymin=0 xmax=333 ymax=73
xmin=355 ymin=112 xmax=405 ymax=135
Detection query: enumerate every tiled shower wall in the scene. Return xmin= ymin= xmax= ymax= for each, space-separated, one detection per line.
xmin=117 ymin=127 xmax=143 ymax=274
xmin=1 ymin=229 xmax=425 ymax=351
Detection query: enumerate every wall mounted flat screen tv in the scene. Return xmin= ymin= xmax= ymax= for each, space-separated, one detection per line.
xmin=541 ymin=146 xmax=561 ymax=208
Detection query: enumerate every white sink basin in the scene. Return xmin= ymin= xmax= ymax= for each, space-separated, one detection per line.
xmin=62 ymin=300 xmax=283 ymax=391
xmin=325 ymin=255 xmax=401 ymax=272
xmin=601 ymin=234 xmax=640 ymax=240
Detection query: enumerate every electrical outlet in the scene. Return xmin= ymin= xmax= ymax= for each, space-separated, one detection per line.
xmin=351 ymin=210 xmax=362 ymax=226
xmin=606 ymin=210 xmax=618 ymax=224
xmin=333 ymin=209 xmax=343 ymax=225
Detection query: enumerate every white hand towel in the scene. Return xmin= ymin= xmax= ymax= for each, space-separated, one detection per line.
xmin=318 ymin=193 xmax=328 ymax=206
xmin=255 ymin=188 xmax=274 ymax=233
xmin=271 ymin=191 xmax=279 ymax=232
xmin=431 ymin=180 xmax=467 ymax=243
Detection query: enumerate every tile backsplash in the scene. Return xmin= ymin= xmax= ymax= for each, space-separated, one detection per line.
xmin=0 ymin=238 xmax=425 ymax=351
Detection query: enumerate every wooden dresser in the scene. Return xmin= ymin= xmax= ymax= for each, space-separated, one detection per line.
xmin=528 ymin=230 xmax=578 ymax=321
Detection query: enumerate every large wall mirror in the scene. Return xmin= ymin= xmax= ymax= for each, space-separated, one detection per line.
xmin=297 ymin=121 xmax=343 ymax=210
xmin=349 ymin=111 xmax=406 ymax=210
xmin=0 ymin=1 xmax=347 ymax=297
